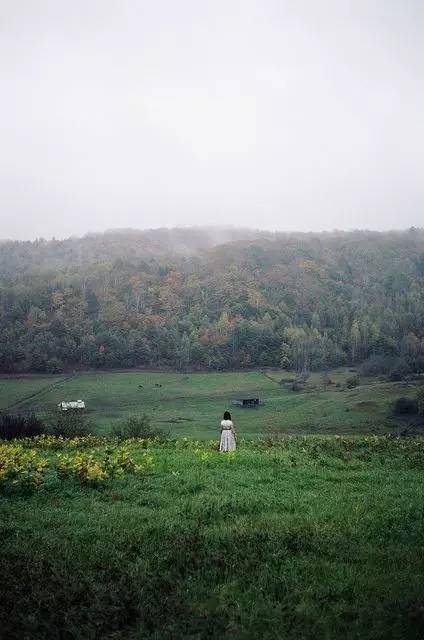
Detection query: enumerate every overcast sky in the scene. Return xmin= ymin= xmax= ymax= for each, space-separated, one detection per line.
xmin=0 ymin=0 xmax=423 ymax=240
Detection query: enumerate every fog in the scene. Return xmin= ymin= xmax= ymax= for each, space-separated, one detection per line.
xmin=0 ymin=0 xmax=423 ymax=240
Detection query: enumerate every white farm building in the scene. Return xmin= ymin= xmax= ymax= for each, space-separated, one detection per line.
xmin=58 ymin=400 xmax=86 ymax=411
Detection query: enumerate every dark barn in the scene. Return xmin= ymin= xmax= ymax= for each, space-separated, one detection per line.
xmin=232 ymin=398 xmax=263 ymax=408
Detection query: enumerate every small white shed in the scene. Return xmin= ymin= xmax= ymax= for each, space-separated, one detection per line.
xmin=58 ymin=400 xmax=86 ymax=411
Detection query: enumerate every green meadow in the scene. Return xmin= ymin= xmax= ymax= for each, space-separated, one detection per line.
xmin=1 ymin=437 xmax=424 ymax=639
xmin=0 ymin=375 xmax=62 ymax=412
xmin=1 ymin=370 xmax=424 ymax=639
xmin=0 ymin=368 xmax=417 ymax=436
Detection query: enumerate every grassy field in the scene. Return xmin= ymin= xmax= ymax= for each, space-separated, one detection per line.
xmin=1 ymin=436 xmax=424 ymax=639
xmin=0 ymin=375 xmax=63 ymax=411
xmin=0 ymin=368 xmax=420 ymax=437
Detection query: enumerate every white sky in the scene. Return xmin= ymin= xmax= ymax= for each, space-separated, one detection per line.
xmin=0 ymin=0 xmax=423 ymax=240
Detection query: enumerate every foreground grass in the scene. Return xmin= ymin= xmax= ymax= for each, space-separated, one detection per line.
xmin=1 ymin=436 xmax=424 ymax=639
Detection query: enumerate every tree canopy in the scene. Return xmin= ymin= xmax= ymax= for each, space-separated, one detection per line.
xmin=1 ymin=227 xmax=424 ymax=374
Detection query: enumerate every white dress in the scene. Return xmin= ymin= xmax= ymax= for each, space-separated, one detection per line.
xmin=220 ymin=419 xmax=236 ymax=452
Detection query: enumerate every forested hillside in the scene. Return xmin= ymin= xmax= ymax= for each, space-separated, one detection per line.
xmin=1 ymin=227 xmax=424 ymax=374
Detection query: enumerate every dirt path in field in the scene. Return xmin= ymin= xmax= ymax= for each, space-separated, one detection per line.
xmin=5 ymin=374 xmax=75 ymax=412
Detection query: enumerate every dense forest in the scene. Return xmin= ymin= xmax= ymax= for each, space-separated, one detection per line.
xmin=1 ymin=226 xmax=424 ymax=375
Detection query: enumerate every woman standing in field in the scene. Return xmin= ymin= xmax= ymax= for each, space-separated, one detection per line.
xmin=220 ymin=411 xmax=236 ymax=452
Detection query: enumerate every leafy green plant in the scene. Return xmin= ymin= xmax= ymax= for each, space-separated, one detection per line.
xmin=0 ymin=443 xmax=48 ymax=489
xmin=57 ymin=446 xmax=153 ymax=484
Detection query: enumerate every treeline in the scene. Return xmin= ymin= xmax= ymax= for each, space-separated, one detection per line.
xmin=1 ymin=227 xmax=424 ymax=375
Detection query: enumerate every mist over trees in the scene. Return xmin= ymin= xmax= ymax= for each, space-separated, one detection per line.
xmin=1 ymin=227 xmax=424 ymax=375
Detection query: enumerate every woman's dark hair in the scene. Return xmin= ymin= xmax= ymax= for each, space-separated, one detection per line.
xmin=223 ymin=411 xmax=232 ymax=420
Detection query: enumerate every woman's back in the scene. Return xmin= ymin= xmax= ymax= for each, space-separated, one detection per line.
xmin=221 ymin=419 xmax=233 ymax=429
xmin=220 ymin=412 xmax=236 ymax=451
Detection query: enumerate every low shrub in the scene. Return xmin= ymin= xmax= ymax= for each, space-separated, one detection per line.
xmin=346 ymin=375 xmax=360 ymax=389
xmin=0 ymin=413 xmax=46 ymax=440
xmin=409 ymin=356 xmax=424 ymax=374
xmin=111 ymin=415 xmax=164 ymax=439
xmin=417 ymin=388 xmax=424 ymax=416
xmin=50 ymin=411 xmax=92 ymax=438
xmin=388 ymin=359 xmax=411 ymax=381
xmin=393 ymin=397 xmax=418 ymax=415
xmin=320 ymin=373 xmax=332 ymax=386
xmin=388 ymin=369 xmax=405 ymax=382
xmin=359 ymin=355 xmax=398 ymax=377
